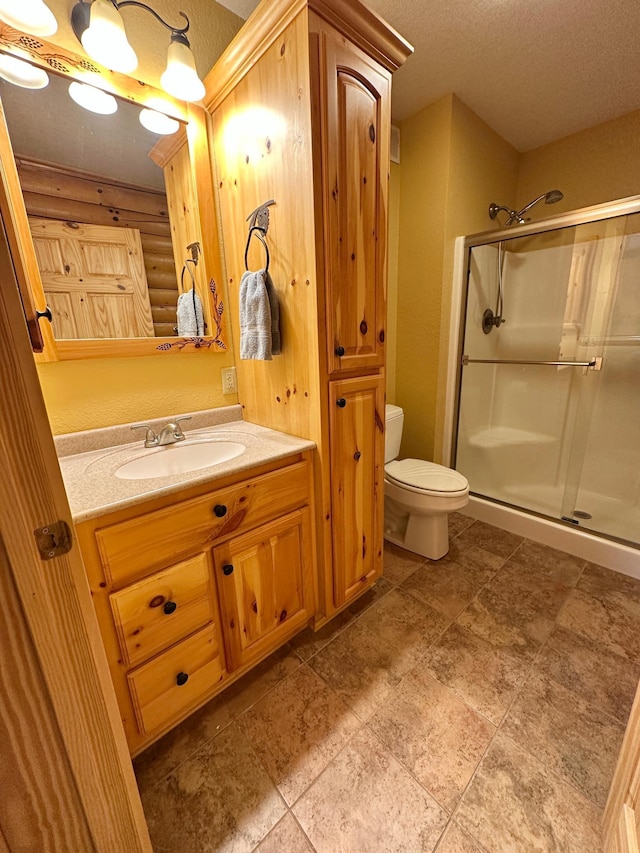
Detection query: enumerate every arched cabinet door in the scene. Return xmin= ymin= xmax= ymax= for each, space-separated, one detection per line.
xmin=320 ymin=32 xmax=391 ymax=375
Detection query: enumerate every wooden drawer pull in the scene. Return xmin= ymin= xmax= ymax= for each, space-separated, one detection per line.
xmin=176 ymin=672 xmax=189 ymax=686
xmin=163 ymin=600 xmax=177 ymax=615
xmin=213 ymin=504 xmax=227 ymax=517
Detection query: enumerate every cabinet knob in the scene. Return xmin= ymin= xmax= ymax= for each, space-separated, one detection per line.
xmin=222 ymin=563 xmax=234 ymax=576
xmin=336 ymin=398 xmax=347 ymax=408
xmin=176 ymin=672 xmax=189 ymax=686
xmin=163 ymin=600 xmax=177 ymax=615
xmin=213 ymin=504 xmax=227 ymax=518
xmin=335 ymin=345 xmax=345 ymax=357
xmin=36 ymin=306 xmax=53 ymax=324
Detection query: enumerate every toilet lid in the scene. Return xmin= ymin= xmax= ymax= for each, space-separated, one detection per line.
xmin=385 ymin=459 xmax=468 ymax=493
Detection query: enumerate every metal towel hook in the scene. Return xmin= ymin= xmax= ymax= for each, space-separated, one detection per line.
xmin=244 ymin=199 xmax=275 ymax=271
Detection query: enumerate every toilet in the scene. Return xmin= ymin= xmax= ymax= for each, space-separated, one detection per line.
xmin=384 ymin=404 xmax=469 ymax=560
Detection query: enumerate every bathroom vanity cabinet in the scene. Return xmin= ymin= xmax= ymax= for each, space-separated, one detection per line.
xmin=208 ymin=0 xmax=411 ymax=623
xmin=76 ymin=453 xmax=315 ymax=755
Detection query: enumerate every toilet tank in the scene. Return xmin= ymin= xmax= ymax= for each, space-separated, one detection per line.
xmin=385 ymin=404 xmax=404 ymax=463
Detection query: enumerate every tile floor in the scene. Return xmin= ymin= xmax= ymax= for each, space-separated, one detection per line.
xmin=134 ymin=516 xmax=640 ymax=852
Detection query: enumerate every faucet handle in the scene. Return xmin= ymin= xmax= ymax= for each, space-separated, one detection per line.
xmin=173 ymin=416 xmax=191 ymax=437
xmin=131 ymin=424 xmax=158 ymax=447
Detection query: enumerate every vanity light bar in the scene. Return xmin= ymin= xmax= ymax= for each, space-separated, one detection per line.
xmin=0 ymin=0 xmax=58 ymax=37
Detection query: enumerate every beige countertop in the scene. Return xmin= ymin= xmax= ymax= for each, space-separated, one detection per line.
xmin=57 ymin=407 xmax=315 ymax=523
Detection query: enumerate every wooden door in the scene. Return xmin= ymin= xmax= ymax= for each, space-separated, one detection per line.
xmin=321 ymin=32 xmax=391 ymax=374
xmin=29 ymin=218 xmax=154 ymax=339
xmin=329 ymin=375 xmax=385 ymax=607
xmin=214 ymin=509 xmax=314 ymax=670
xmin=0 ymin=203 xmax=151 ymax=848
xmin=605 ymin=680 xmax=640 ymax=852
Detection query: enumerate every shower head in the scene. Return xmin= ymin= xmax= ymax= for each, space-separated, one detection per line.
xmin=488 ymin=190 xmax=564 ymax=226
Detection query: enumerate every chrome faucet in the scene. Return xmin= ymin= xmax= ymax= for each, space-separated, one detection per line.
xmin=131 ymin=416 xmax=191 ymax=448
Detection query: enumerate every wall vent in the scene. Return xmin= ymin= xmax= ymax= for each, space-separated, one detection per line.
xmin=390 ymin=124 xmax=401 ymax=164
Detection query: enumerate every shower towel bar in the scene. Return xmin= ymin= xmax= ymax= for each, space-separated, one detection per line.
xmin=462 ymin=355 xmax=603 ymax=370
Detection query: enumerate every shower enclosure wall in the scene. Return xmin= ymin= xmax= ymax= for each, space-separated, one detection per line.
xmin=450 ymin=196 xmax=640 ymax=563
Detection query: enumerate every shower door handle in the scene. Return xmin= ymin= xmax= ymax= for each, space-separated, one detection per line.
xmin=461 ymin=355 xmax=603 ymax=370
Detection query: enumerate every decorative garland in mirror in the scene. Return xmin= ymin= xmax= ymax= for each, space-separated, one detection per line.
xmin=156 ymin=279 xmax=226 ymax=351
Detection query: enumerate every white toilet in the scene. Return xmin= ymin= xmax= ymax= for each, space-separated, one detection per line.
xmin=384 ymin=404 xmax=469 ymax=560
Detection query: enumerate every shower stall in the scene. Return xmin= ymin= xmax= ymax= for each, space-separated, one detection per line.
xmin=450 ymin=196 xmax=640 ymax=566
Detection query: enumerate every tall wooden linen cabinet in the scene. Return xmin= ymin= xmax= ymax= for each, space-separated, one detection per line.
xmin=207 ymin=0 xmax=412 ymax=623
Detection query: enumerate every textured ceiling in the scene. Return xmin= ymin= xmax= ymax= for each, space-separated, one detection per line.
xmin=216 ymin=0 xmax=640 ymax=152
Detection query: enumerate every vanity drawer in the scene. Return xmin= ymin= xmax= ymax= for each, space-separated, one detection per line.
xmin=96 ymin=460 xmax=311 ymax=587
xmin=110 ymin=552 xmax=214 ymax=668
xmin=127 ymin=625 xmax=222 ymax=735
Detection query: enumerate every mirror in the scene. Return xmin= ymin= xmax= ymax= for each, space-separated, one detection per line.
xmin=0 ymin=41 xmax=226 ymax=359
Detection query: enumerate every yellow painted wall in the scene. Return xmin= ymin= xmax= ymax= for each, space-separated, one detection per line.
xmin=394 ymin=95 xmax=518 ymax=462
xmin=386 ymin=161 xmax=401 ymax=404
xmin=395 ymin=95 xmax=453 ymax=460
xmin=517 ymin=109 xmax=640 ymax=214
xmin=35 ymin=1 xmax=243 ymax=434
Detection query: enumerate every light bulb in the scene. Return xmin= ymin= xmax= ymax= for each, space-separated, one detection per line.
xmin=139 ymin=108 xmax=179 ymax=135
xmin=69 ymin=81 xmax=118 ymax=115
xmin=81 ymin=0 xmax=138 ymax=74
xmin=0 ymin=54 xmax=49 ymax=89
xmin=161 ymin=37 xmax=205 ymax=102
xmin=0 ymin=0 xmax=57 ymax=37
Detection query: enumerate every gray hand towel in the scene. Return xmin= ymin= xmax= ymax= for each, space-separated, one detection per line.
xmin=239 ymin=268 xmax=280 ymax=360
xmin=177 ymin=289 xmax=204 ymax=336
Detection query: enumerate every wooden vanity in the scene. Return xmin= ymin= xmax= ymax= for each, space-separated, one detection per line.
xmin=75 ymin=449 xmax=315 ymax=755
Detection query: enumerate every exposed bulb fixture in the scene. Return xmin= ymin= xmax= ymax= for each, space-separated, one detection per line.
xmin=0 ymin=54 xmax=49 ymax=89
xmin=80 ymin=0 xmax=138 ymax=74
xmin=71 ymin=1 xmax=206 ymax=103
xmin=68 ymin=81 xmax=118 ymax=115
xmin=139 ymin=108 xmax=179 ymax=135
xmin=0 ymin=0 xmax=58 ymax=37
xmin=160 ymin=34 xmax=205 ymax=102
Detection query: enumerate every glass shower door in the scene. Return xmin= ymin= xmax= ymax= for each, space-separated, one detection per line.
xmin=455 ymin=213 xmax=639 ymax=547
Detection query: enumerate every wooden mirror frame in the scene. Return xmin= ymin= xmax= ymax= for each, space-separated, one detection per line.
xmin=0 ymin=24 xmax=228 ymax=361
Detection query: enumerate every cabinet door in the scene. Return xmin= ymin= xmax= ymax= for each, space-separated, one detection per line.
xmin=321 ymin=34 xmax=391 ymax=374
xmin=330 ymin=375 xmax=385 ymax=606
xmin=213 ymin=509 xmax=314 ymax=670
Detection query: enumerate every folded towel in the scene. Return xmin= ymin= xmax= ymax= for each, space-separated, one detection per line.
xmin=239 ymin=268 xmax=280 ymax=359
xmin=177 ymin=290 xmax=204 ymax=337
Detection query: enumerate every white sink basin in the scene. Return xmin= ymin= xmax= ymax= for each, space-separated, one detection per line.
xmin=115 ymin=439 xmax=245 ymax=480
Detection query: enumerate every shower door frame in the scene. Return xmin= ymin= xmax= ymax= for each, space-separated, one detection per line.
xmin=444 ymin=193 xmax=640 ymax=532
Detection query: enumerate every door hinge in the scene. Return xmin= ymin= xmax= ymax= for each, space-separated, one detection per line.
xmin=34 ymin=520 xmax=73 ymax=560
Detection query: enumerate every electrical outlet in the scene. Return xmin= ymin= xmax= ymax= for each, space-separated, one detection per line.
xmin=221 ymin=366 xmax=237 ymax=395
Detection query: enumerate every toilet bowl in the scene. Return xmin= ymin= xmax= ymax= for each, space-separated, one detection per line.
xmin=384 ymin=405 xmax=469 ymax=559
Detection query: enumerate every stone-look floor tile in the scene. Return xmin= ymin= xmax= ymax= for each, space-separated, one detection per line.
xmin=435 ymin=538 xmax=505 ymax=574
xmin=358 ymin=588 xmax=451 ymax=672
xmin=134 ymin=693 xmax=233 ymax=792
xmin=369 ymin=671 xmax=495 ymax=811
xmin=536 ymin=625 xmax=640 ymax=724
xmin=456 ymin=731 xmax=603 ymax=853
xmin=579 ymin=562 xmax=640 ymax=604
xmin=383 ymin=542 xmax=426 ymax=586
xmin=507 ymin=540 xmax=586 ymax=586
xmin=558 ymin=588 xmax=640 ymax=664
xmin=238 ymin=665 xmax=361 ymax=805
xmin=502 ymin=670 xmax=625 ymax=807
xmin=448 ymin=512 xmax=476 ymax=540
xmin=293 ymin=728 xmax=448 ymax=853
xmin=289 ymin=610 xmax=355 ymax=662
xmin=347 ymin=576 xmax=394 ymax=618
xmin=309 ymin=620 xmax=408 ymax=721
xmin=422 ymin=623 xmax=530 ymax=725
xmin=221 ymin=645 xmax=303 ymax=718
xmin=490 ymin=560 xmax=574 ymax=619
xmin=141 ymin=722 xmax=286 ymax=853
xmin=402 ymin=559 xmax=499 ymax=620
xmin=455 ymin=520 xmax=523 ymax=560
xmin=436 ymin=822 xmax=486 ymax=853
xmin=253 ymin=813 xmax=314 ymax=852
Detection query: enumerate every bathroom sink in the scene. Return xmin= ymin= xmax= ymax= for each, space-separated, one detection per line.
xmin=115 ymin=439 xmax=245 ymax=480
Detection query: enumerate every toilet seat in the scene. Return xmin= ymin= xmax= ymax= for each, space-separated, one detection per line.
xmin=385 ymin=459 xmax=468 ymax=497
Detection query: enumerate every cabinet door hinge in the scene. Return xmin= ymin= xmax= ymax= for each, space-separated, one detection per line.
xmin=34 ymin=520 xmax=73 ymax=560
